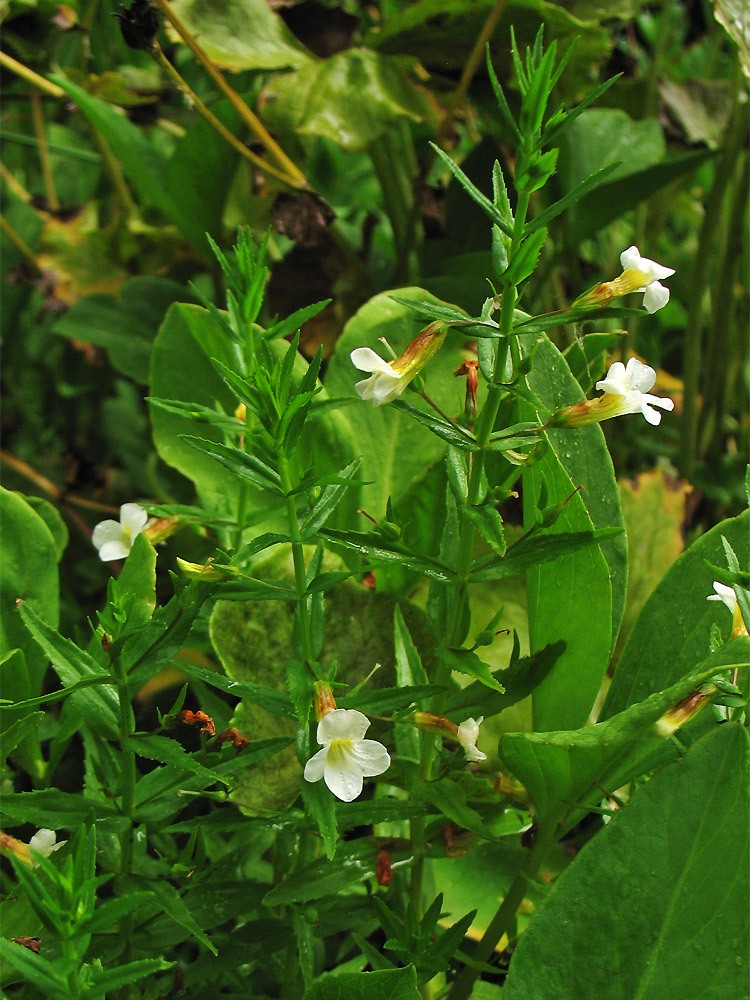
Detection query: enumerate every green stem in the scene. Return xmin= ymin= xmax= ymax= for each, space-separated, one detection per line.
xmin=448 ymin=823 xmax=557 ymax=1000
xmin=680 ymin=67 xmax=748 ymax=480
xmin=113 ymin=656 xmax=137 ymax=874
xmin=279 ymin=457 xmax=313 ymax=666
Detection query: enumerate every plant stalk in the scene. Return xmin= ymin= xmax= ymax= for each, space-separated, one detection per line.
xmin=153 ymin=0 xmax=307 ymax=186
xmin=448 ymin=822 xmax=557 ymax=1000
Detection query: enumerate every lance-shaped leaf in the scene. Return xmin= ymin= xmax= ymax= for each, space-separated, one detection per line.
xmin=431 ymin=144 xmax=513 ymax=237
xmin=322 ymin=528 xmax=455 ymax=582
xmin=470 ymin=528 xmax=621 ymax=582
xmin=182 ymin=436 xmax=283 ymax=495
xmin=525 ymin=161 xmax=620 ymax=233
xmin=437 ymin=647 xmax=504 ymax=692
xmin=391 ymin=399 xmax=479 ymax=450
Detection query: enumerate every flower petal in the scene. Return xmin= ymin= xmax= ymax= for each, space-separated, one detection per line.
xmin=97 ymin=539 xmax=132 ymax=561
xmin=350 ymin=348 xmax=396 ymax=375
xmin=92 ymin=519 xmax=126 ymax=549
xmin=317 ymin=708 xmax=370 ymax=744
xmin=323 ymin=749 xmax=365 ymax=802
xmin=303 ymin=746 xmax=329 ymax=783
xmin=619 ymin=245 xmax=642 ymax=271
xmin=595 ymin=361 xmax=628 ymax=396
xmin=350 ymin=739 xmax=391 ymax=777
xmin=708 ymin=581 xmax=737 ymax=614
xmin=120 ymin=503 xmax=148 ymax=534
xmin=623 ymin=358 xmax=656 ymax=393
xmin=641 ymin=393 xmax=674 ymax=425
xmin=643 ymin=281 xmax=670 ymax=313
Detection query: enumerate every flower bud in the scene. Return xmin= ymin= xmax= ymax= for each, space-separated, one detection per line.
xmin=654 ymin=686 xmax=716 ymax=739
xmin=313 ymin=681 xmax=337 ymax=721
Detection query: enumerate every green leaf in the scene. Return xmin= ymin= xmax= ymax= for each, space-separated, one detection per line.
xmin=445 ymin=642 xmax=563 ymax=718
xmin=0 ymin=708 xmax=44 ymax=757
xmin=261 ymin=49 xmax=436 ymax=151
xmin=525 ymin=162 xmax=620 ymax=233
xmin=713 ymin=0 xmax=750 ymax=77
xmin=264 ymin=842 xmax=381 ymax=906
xmin=323 ymin=528 xmax=454 ymax=583
xmin=17 ymin=603 xmax=120 ymax=739
xmin=84 ymin=891 xmax=156 ymax=934
xmin=603 ymin=509 xmax=750 ymax=719
xmin=126 ymin=733 xmax=229 ymax=786
xmin=177 ymin=661 xmax=295 ymax=718
xmin=431 ymin=145 xmax=513 ymax=237
xmin=391 ymin=398 xmax=479 ymax=451
xmin=570 ymin=149 xmax=714 ymax=242
xmin=523 ymin=334 xmax=627 ymax=656
xmin=460 ymin=505 xmax=505 ymax=557
xmin=87 ymin=957 xmax=174 ymax=993
xmin=50 ymin=76 xmax=207 ymax=255
xmin=170 ymin=0 xmax=312 ymax=70
xmin=301 ymin=458 xmax=363 ymax=539
xmin=0 ymin=938 xmax=67 ymax=999
xmin=302 ymin=966 xmax=421 ymax=1000
xmin=182 ymin=436 xmax=283 ymax=495
xmin=0 ymin=489 xmax=60 ymax=696
xmin=148 ymin=880 xmax=218 ymax=956
xmin=301 ymin=778 xmax=338 ymax=860
xmin=416 ymin=778 xmax=494 ymax=839
xmin=503 ymin=724 xmax=749 ymax=1000
xmin=166 ymin=97 xmax=245 ymax=245
xmin=0 ymin=788 xmax=119 ymax=828
xmin=501 ymin=227 xmax=547 ymax=286
xmin=24 ymin=497 xmax=68 ymax=561
xmin=117 ymin=533 xmax=156 ymax=628
xmin=53 ymin=278 xmax=197 ymax=384
xmin=469 ymin=528 xmax=620 ymax=582
xmin=500 ymin=646 xmax=747 ymax=830
xmin=438 ymin=648 xmax=504 ymax=692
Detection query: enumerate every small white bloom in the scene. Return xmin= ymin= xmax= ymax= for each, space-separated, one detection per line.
xmin=92 ymin=503 xmax=149 ymax=561
xmin=457 ymin=717 xmax=487 ymax=763
xmin=708 ymin=581 xmax=737 ymax=615
xmin=350 ymin=348 xmax=405 ymax=406
xmin=28 ymin=829 xmax=63 ymax=866
xmin=304 ymin=708 xmax=390 ymax=802
xmin=595 ymin=358 xmax=675 ymax=426
xmin=619 ymin=245 xmax=675 ymax=314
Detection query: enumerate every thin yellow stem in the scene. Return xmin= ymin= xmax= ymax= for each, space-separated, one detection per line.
xmin=436 ymin=0 xmax=508 ymax=150
xmin=0 ymin=212 xmax=38 ymax=265
xmin=0 ymin=51 xmax=65 ymax=98
xmin=0 ymin=160 xmax=32 ymax=202
xmin=153 ymin=0 xmax=307 ymax=187
xmin=153 ymin=44 xmax=298 ymax=187
xmin=31 ymin=89 xmax=60 ymax=212
xmin=88 ymin=128 xmax=139 ymax=219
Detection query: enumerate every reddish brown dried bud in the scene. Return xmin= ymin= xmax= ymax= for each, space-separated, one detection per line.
xmin=213 ymin=727 xmax=250 ymax=751
xmin=177 ymin=710 xmax=216 ymax=737
xmin=376 ymin=849 xmax=393 ymax=886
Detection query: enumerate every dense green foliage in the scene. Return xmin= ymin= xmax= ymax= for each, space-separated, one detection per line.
xmin=1 ymin=1 xmax=748 ymax=998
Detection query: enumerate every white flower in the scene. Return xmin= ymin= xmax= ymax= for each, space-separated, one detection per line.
xmin=619 ymin=245 xmax=675 ymax=314
xmin=28 ymin=829 xmax=64 ymax=866
xmin=304 ymin=708 xmax=390 ymax=802
xmin=595 ymin=358 xmax=675 ymax=426
xmin=708 ymin=581 xmax=737 ymax=615
xmin=92 ymin=503 xmax=148 ymax=561
xmin=350 ymin=348 xmax=405 ymax=406
xmin=457 ymin=717 xmax=487 ymax=763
